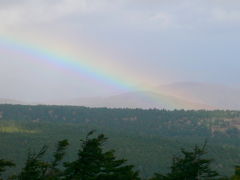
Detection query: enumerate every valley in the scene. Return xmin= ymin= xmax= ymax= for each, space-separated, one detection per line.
xmin=0 ymin=104 xmax=239 ymax=178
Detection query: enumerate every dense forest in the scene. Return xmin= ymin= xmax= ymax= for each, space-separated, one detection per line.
xmin=0 ymin=104 xmax=239 ymax=179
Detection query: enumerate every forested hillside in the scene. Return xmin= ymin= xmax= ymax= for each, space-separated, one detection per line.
xmin=0 ymin=105 xmax=239 ymax=178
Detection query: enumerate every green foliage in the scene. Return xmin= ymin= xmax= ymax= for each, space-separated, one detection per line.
xmin=16 ymin=139 xmax=69 ymax=180
xmin=231 ymin=166 xmax=240 ymax=180
xmin=0 ymin=129 xmax=239 ymax=179
xmin=63 ymin=130 xmax=140 ymax=180
xmin=51 ymin=139 xmax=69 ymax=176
xmin=0 ymin=104 xmax=240 ymax=178
xmin=0 ymin=159 xmax=15 ymax=178
xmin=17 ymin=145 xmax=49 ymax=180
xmin=152 ymin=142 xmax=219 ymax=180
xmin=7 ymin=131 xmax=139 ymax=180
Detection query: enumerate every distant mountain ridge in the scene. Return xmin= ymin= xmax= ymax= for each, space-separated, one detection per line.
xmin=0 ymin=98 xmax=27 ymax=105
xmin=1 ymin=82 xmax=240 ymax=110
xmin=157 ymin=82 xmax=240 ymax=110
xmin=50 ymin=91 xmax=214 ymax=110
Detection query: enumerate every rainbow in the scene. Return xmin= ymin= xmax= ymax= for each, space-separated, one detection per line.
xmin=0 ymin=36 xmax=137 ymax=91
xmin=0 ymin=35 xmax=208 ymax=110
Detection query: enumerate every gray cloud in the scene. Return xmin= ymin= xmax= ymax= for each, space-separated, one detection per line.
xmin=1 ymin=0 xmax=240 ymax=30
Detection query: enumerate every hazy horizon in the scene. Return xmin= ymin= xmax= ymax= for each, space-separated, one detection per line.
xmin=1 ymin=81 xmax=240 ymax=103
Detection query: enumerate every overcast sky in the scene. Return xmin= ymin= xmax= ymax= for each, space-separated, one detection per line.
xmin=0 ymin=0 xmax=240 ymax=101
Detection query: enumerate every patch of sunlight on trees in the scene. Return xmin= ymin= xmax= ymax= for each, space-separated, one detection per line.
xmin=0 ymin=126 xmax=38 ymax=134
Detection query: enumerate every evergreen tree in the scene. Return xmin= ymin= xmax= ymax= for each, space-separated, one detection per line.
xmin=17 ymin=145 xmax=49 ymax=180
xmin=17 ymin=139 xmax=69 ymax=180
xmin=47 ymin=139 xmax=69 ymax=179
xmin=151 ymin=142 xmax=219 ymax=180
xmin=63 ymin=130 xmax=140 ymax=180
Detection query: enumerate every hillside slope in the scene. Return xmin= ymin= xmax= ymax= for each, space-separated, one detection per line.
xmin=0 ymin=105 xmax=239 ymax=177
xmin=158 ymin=82 xmax=240 ymax=110
xmin=50 ymin=91 xmax=214 ymax=110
